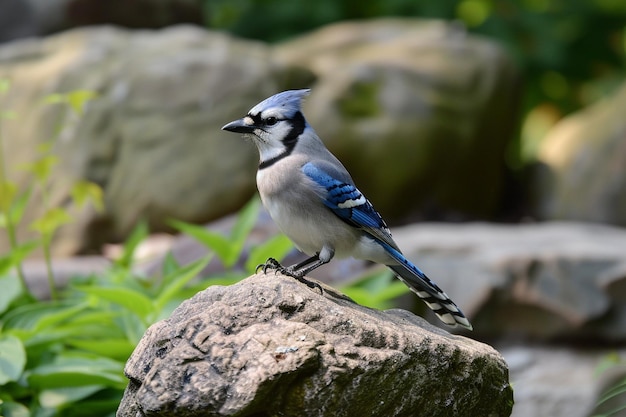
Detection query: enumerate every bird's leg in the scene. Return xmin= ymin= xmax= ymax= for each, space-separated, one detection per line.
xmin=287 ymin=246 xmax=334 ymax=291
xmin=256 ymin=247 xmax=334 ymax=293
xmin=261 ymin=254 xmax=322 ymax=292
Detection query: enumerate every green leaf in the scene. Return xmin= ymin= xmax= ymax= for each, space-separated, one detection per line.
xmin=42 ymin=93 xmax=65 ymax=105
xmin=30 ymin=208 xmax=72 ymax=236
xmin=27 ymin=352 xmax=125 ymax=389
xmin=2 ymin=301 xmax=86 ymax=335
xmin=595 ymin=352 xmax=621 ymax=376
xmin=160 ymin=252 xmax=181 ymax=277
xmin=74 ymin=286 xmax=154 ymax=320
xmin=71 ymin=181 xmax=104 ymax=212
xmin=54 ymin=390 xmax=122 ymax=417
xmin=169 ymin=219 xmax=233 ymax=265
xmin=117 ymin=311 xmax=148 ymax=345
xmin=0 ymin=180 xmax=17 ymax=212
xmin=65 ymin=339 xmax=135 ymax=361
xmin=0 ymin=334 xmax=26 ymax=384
xmin=0 ymin=241 xmax=38 ymax=277
xmin=22 ymin=155 xmax=58 ymax=182
xmin=0 ymin=400 xmax=31 ymax=417
xmin=245 ymin=234 xmax=294 ymax=274
xmin=36 ymin=142 xmax=54 ymax=154
xmin=39 ymin=385 xmax=103 ymax=409
xmin=339 ymin=270 xmax=409 ymax=309
xmin=42 ymin=90 xmax=97 ymax=115
xmin=0 ymin=275 xmax=24 ymax=315
xmin=65 ymin=90 xmax=97 ymax=115
xmin=154 ymin=257 xmax=211 ymax=311
xmin=114 ymin=221 xmax=148 ymax=268
xmin=0 ymin=110 xmax=17 ymax=120
xmin=0 ymin=189 xmax=32 ymax=229
xmin=230 ymin=197 xmax=260 ymax=243
xmin=0 ymin=78 xmax=10 ymax=94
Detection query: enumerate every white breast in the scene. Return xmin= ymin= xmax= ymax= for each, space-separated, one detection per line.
xmin=256 ymin=161 xmax=393 ymax=264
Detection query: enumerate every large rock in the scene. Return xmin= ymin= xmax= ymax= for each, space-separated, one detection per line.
xmin=0 ymin=0 xmax=205 ymax=42
xmin=275 ymin=19 xmax=521 ymax=220
xmin=390 ymin=222 xmax=626 ymax=342
xmin=533 ymin=81 xmax=626 ymax=225
xmin=0 ymin=0 xmax=37 ymax=42
xmin=502 ymin=346 xmax=626 ymax=417
xmin=117 ymin=273 xmax=513 ymax=417
xmin=0 ymin=25 xmax=303 ymax=254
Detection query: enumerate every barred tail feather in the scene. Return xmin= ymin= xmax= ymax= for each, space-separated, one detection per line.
xmin=382 ymin=244 xmax=472 ymax=330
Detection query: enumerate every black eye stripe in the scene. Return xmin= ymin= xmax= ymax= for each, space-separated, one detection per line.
xmin=248 ymin=113 xmax=263 ymax=125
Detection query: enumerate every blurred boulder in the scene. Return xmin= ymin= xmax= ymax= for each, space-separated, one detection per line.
xmin=275 ymin=19 xmax=521 ymax=221
xmin=502 ymin=346 xmax=625 ymax=417
xmin=0 ymin=19 xmax=520 ymax=257
xmin=0 ymin=25 xmax=303 ymax=255
xmin=0 ymin=0 xmax=204 ymax=41
xmin=533 ymin=82 xmax=626 ymax=225
xmin=118 ymin=272 xmax=513 ymax=417
xmin=0 ymin=0 xmax=38 ymax=42
xmin=63 ymin=0 xmax=203 ymax=29
xmin=391 ymin=222 xmax=626 ymax=342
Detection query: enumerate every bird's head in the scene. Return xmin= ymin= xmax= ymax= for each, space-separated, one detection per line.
xmin=222 ymin=89 xmax=311 ymax=163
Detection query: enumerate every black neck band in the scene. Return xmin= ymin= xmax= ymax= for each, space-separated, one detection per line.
xmin=258 ymin=111 xmax=306 ymax=170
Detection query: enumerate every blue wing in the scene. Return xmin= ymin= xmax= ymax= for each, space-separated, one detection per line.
xmin=302 ymin=162 xmax=472 ymax=329
xmin=301 ymin=161 xmax=396 ymax=247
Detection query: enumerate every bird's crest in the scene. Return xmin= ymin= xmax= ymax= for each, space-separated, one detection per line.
xmin=249 ymin=89 xmax=310 ymax=117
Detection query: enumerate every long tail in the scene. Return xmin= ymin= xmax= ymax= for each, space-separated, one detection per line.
xmin=382 ymin=243 xmax=472 ymax=330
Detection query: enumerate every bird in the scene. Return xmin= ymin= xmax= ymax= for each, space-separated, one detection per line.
xmin=222 ymin=89 xmax=472 ymax=330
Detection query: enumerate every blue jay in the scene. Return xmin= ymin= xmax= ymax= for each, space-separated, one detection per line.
xmin=222 ymin=89 xmax=472 ymax=330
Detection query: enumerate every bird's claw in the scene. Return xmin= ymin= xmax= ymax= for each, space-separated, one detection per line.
xmin=256 ymin=257 xmax=323 ymax=294
xmin=256 ymin=257 xmax=283 ymax=274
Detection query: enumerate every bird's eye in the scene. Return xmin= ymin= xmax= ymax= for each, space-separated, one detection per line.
xmin=265 ymin=117 xmax=278 ymax=126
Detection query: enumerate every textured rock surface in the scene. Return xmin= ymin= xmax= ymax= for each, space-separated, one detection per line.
xmin=533 ymin=81 xmax=626 ymax=225
xmin=117 ymin=273 xmax=513 ymax=417
xmin=276 ymin=19 xmax=520 ymax=220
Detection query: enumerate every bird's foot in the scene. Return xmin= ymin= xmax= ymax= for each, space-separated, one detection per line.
xmin=256 ymin=257 xmax=283 ymax=274
xmin=256 ymin=258 xmax=323 ymax=293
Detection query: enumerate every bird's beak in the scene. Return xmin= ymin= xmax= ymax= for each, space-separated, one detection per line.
xmin=222 ymin=118 xmax=255 ymax=134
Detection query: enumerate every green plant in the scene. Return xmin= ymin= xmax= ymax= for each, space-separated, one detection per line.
xmin=590 ymin=353 xmax=626 ymax=417
xmin=0 ymin=82 xmax=103 ymax=300
xmin=0 ymin=222 xmax=212 ymax=417
xmin=339 ymin=268 xmax=409 ymax=310
xmin=0 ymin=190 xmax=304 ymax=416
xmin=169 ymin=197 xmax=295 ymax=275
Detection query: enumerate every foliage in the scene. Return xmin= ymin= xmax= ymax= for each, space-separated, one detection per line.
xmin=591 ymin=353 xmax=626 ymax=417
xmin=169 ymin=197 xmax=294 ymax=275
xmin=340 ymin=268 xmax=409 ymax=310
xmin=0 ymin=83 xmax=104 ymax=300
xmin=0 ymin=222 xmax=212 ymax=417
